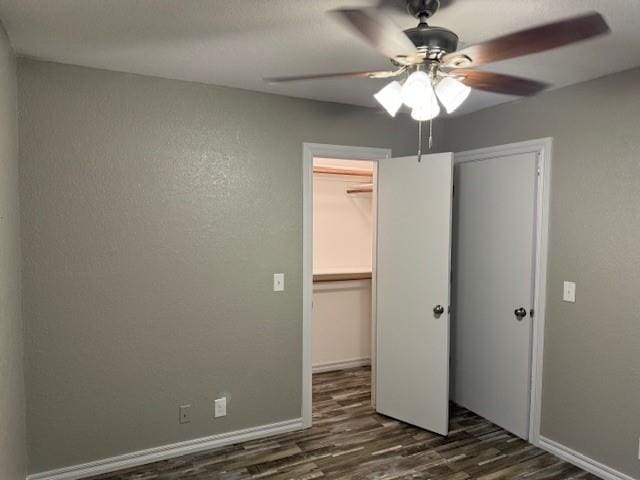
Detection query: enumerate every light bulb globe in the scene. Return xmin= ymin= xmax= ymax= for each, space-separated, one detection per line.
xmin=411 ymin=102 xmax=441 ymax=122
xmin=373 ymin=80 xmax=403 ymax=117
xmin=435 ymin=77 xmax=471 ymax=114
xmin=401 ymin=71 xmax=434 ymax=108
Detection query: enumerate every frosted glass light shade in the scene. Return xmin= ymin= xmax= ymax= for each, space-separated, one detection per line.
xmin=435 ymin=77 xmax=471 ymax=114
xmin=401 ymin=71 xmax=434 ymax=108
xmin=411 ymin=101 xmax=440 ymax=121
xmin=374 ymin=81 xmax=403 ymax=117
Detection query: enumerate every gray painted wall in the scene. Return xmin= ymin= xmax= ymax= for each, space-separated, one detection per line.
xmin=20 ymin=52 xmax=639 ymax=479
xmin=444 ymin=68 xmax=640 ymax=478
xmin=0 ymin=22 xmax=26 ymax=480
xmin=17 ymin=58 xmax=421 ymax=474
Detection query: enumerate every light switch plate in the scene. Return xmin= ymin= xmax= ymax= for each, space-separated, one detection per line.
xmin=563 ymin=281 xmax=576 ymax=303
xmin=214 ymin=397 xmax=227 ymax=418
xmin=273 ymin=273 xmax=285 ymax=292
xmin=179 ymin=404 xmax=191 ymax=424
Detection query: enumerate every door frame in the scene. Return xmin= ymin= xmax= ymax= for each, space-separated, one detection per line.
xmin=453 ymin=137 xmax=552 ymax=444
xmin=302 ymin=143 xmax=391 ymax=428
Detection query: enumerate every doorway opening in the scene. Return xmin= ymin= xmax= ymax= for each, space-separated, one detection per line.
xmin=302 ymin=143 xmax=390 ymax=427
xmin=312 ymin=157 xmax=376 ymax=376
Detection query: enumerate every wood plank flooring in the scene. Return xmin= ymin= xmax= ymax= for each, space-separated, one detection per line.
xmin=89 ymin=367 xmax=598 ymax=480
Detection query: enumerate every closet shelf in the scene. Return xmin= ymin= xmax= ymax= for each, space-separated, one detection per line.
xmin=313 ymin=166 xmax=373 ymax=177
xmin=313 ymin=270 xmax=372 ymax=282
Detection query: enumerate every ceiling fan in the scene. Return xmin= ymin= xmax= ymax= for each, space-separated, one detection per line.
xmin=264 ymin=0 xmax=610 ymax=123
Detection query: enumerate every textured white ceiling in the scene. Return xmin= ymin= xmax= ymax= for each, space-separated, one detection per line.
xmin=0 ymin=0 xmax=638 ymax=116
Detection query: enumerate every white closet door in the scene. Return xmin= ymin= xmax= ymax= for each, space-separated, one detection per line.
xmin=452 ymin=151 xmax=537 ymax=439
xmin=376 ymin=153 xmax=453 ymax=435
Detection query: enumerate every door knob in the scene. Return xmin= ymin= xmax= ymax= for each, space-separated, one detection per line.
xmin=433 ymin=305 xmax=445 ymax=316
xmin=514 ymin=307 xmax=527 ymax=320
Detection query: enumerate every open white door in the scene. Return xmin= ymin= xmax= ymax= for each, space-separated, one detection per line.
xmin=375 ymin=153 xmax=453 ymax=435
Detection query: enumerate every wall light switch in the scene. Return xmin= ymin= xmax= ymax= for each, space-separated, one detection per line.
xmin=214 ymin=397 xmax=227 ymax=418
xmin=563 ymin=281 xmax=576 ymax=303
xmin=273 ymin=273 xmax=285 ymax=292
xmin=179 ymin=404 xmax=191 ymax=424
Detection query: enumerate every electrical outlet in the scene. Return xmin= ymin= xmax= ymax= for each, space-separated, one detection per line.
xmin=179 ymin=404 xmax=191 ymax=424
xmin=214 ymin=397 xmax=227 ymax=418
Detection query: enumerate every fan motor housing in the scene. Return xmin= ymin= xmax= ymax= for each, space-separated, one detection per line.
xmin=404 ymin=25 xmax=459 ymax=59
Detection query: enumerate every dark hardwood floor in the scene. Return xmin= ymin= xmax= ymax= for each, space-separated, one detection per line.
xmin=90 ymin=367 xmax=597 ymax=479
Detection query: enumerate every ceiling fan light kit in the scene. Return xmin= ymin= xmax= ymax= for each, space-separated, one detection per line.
xmin=265 ymin=0 xmax=610 ymax=155
xmin=375 ymin=67 xmax=470 ymax=120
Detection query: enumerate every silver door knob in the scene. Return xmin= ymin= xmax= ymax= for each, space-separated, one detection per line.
xmin=433 ymin=305 xmax=445 ymax=316
xmin=514 ymin=307 xmax=527 ymax=320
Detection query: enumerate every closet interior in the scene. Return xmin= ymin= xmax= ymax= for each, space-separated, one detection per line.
xmin=312 ymin=157 xmax=376 ymax=374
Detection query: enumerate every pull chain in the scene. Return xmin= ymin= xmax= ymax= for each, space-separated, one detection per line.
xmin=417 ymin=120 xmax=423 ymax=162
xmin=417 ymin=119 xmax=434 ymax=163
xmin=429 ymin=117 xmax=433 ymax=150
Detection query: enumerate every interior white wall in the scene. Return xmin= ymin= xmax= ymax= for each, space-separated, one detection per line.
xmin=312 ymin=158 xmax=374 ymax=369
xmin=313 ymin=158 xmax=374 ymax=274
xmin=312 ymin=280 xmax=372 ymax=369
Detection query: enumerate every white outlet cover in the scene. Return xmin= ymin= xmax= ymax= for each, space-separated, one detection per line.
xmin=214 ymin=397 xmax=227 ymax=418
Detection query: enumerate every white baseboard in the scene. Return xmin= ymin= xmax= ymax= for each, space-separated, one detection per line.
xmin=312 ymin=357 xmax=371 ymax=374
xmin=538 ymin=435 xmax=637 ymax=480
xmin=27 ymin=417 xmax=304 ymax=480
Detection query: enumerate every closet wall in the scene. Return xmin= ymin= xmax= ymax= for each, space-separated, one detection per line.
xmin=312 ymin=158 xmax=374 ymax=371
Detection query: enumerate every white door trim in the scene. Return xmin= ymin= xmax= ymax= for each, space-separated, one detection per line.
xmin=454 ymin=137 xmax=552 ymax=444
xmin=302 ymin=143 xmax=391 ymax=428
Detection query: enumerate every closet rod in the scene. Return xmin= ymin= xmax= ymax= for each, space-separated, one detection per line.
xmin=313 ymin=166 xmax=373 ymax=177
xmin=346 ymin=183 xmax=373 ymax=194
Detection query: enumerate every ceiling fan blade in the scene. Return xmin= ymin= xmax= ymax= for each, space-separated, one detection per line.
xmin=376 ymin=0 xmax=412 ymax=14
xmin=263 ymin=70 xmax=398 ymax=83
xmin=443 ymin=12 xmax=610 ymax=68
xmin=330 ymin=8 xmax=420 ymax=65
xmin=452 ymin=70 xmax=549 ymax=96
